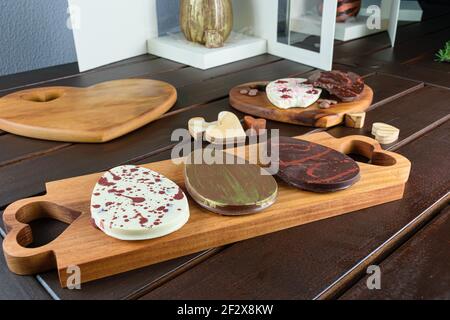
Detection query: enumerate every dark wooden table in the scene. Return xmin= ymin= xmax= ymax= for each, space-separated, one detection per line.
xmin=0 ymin=2 xmax=449 ymax=300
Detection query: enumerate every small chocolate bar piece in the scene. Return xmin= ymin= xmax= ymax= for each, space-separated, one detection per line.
xmin=308 ymin=70 xmax=365 ymax=102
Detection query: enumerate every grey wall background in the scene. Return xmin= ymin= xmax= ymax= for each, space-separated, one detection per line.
xmin=156 ymin=0 xmax=180 ymax=36
xmin=0 ymin=0 xmax=181 ymax=77
xmin=0 ymin=0 xmax=77 ymax=76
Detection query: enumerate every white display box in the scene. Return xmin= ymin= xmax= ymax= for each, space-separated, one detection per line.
xmin=361 ymin=0 xmax=422 ymax=22
xmin=147 ymin=32 xmax=267 ymax=70
xmin=290 ymin=14 xmax=390 ymax=42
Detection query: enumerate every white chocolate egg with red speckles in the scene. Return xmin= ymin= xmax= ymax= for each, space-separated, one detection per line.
xmin=266 ymin=78 xmax=322 ymax=109
xmin=91 ymin=165 xmax=189 ymax=241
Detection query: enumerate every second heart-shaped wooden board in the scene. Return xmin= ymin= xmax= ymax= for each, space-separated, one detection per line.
xmin=0 ymin=79 xmax=177 ymax=143
xmin=229 ymin=81 xmax=373 ymax=128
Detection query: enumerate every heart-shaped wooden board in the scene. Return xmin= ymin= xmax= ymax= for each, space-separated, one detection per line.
xmin=0 ymin=79 xmax=177 ymax=143
xmin=184 ymin=151 xmax=278 ymax=215
xmin=272 ymin=136 xmax=360 ymax=192
xmin=229 ymin=81 xmax=373 ymax=128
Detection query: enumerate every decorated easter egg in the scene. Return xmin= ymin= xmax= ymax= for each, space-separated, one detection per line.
xmin=91 ymin=165 xmax=189 ymax=240
xmin=266 ymin=78 xmax=322 ymax=109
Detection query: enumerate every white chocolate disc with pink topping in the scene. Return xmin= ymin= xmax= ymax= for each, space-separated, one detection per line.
xmin=266 ymin=78 xmax=322 ymax=109
xmin=91 ymin=165 xmax=189 ymax=241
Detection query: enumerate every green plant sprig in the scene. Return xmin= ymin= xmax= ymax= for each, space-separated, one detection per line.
xmin=435 ymin=40 xmax=450 ymax=63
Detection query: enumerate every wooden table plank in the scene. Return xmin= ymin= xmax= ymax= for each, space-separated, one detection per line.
xmin=0 ymin=63 xmax=80 ymax=92
xmin=0 ymin=58 xmax=184 ymax=98
xmin=138 ymin=108 xmax=450 ymax=300
xmin=334 ymin=11 xmax=450 ymax=62
xmin=148 ymin=54 xmax=282 ymax=89
xmin=340 ymin=205 xmax=450 ymax=300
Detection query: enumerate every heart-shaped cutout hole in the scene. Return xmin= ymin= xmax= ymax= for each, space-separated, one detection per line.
xmin=14 ymin=201 xmax=81 ymax=248
xmin=343 ymin=140 xmax=397 ymax=166
xmin=21 ymin=91 xmax=63 ymax=103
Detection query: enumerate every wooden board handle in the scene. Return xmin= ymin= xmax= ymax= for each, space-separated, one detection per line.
xmin=2 ymin=197 xmax=82 ymax=275
xmin=332 ymin=135 xmax=399 ymax=167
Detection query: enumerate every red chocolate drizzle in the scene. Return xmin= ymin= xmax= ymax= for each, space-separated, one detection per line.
xmin=115 ymin=194 xmax=145 ymax=204
xmin=98 ymin=177 xmax=115 ymax=187
xmin=108 ymin=170 xmax=122 ymax=181
xmin=133 ymin=212 xmax=148 ymax=225
xmin=173 ymin=188 xmax=184 ymax=200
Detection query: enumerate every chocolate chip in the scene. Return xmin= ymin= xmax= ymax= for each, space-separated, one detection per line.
xmin=319 ymin=101 xmax=331 ymax=109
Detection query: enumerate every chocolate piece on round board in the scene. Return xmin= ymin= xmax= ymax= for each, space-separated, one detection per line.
xmin=91 ymin=165 xmax=189 ymax=240
xmin=184 ymin=151 xmax=278 ymax=215
xmin=308 ymin=70 xmax=365 ymax=102
xmin=272 ymin=136 xmax=361 ymax=192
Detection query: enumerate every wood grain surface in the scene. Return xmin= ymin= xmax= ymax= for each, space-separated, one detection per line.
xmin=2 ymin=133 xmax=410 ymax=287
xmin=0 ymin=79 xmax=177 ymax=143
xmin=340 ymin=206 xmax=450 ymax=300
xmin=229 ymin=82 xmax=373 ymax=127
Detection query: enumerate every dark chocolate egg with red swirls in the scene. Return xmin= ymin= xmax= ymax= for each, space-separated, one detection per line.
xmin=272 ymin=137 xmax=360 ymax=192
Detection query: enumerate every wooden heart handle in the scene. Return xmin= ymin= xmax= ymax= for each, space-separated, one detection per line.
xmin=2 ymin=197 xmax=82 ymax=275
xmin=333 ymin=135 xmax=398 ymax=167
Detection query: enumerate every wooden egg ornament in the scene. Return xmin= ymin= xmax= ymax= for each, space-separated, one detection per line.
xmin=345 ymin=112 xmax=366 ymax=128
xmin=204 ymin=111 xmax=246 ymax=144
xmin=188 ymin=117 xmax=217 ymax=140
xmin=188 ymin=112 xmax=245 ymax=144
xmin=372 ymin=122 xmax=400 ymax=144
xmin=91 ymin=165 xmax=189 ymax=240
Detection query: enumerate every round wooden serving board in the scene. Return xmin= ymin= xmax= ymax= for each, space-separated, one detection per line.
xmin=229 ymin=81 xmax=373 ymax=128
xmin=0 ymin=79 xmax=177 ymax=143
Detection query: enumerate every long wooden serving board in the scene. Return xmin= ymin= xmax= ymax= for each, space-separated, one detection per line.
xmin=2 ymin=133 xmax=411 ymax=287
xmin=0 ymin=79 xmax=177 ymax=143
xmin=229 ymin=82 xmax=373 ymax=128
